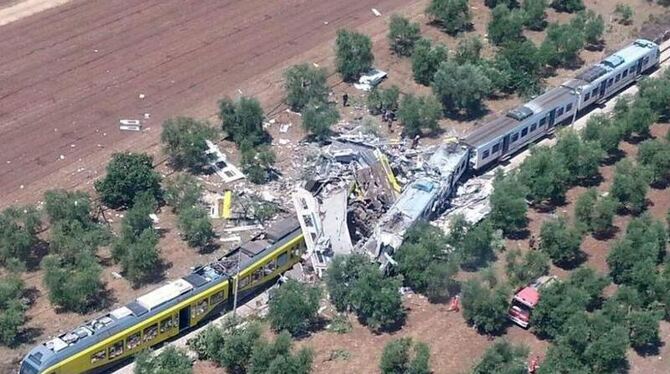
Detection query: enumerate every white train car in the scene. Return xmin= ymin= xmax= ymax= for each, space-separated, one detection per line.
xmin=463 ymin=38 xmax=660 ymax=172
xmin=563 ymin=39 xmax=660 ymax=111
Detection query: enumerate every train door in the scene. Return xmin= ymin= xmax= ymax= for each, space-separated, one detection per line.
xmin=636 ymin=59 xmax=643 ymax=75
xmin=179 ymin=307 xmax=190 ymax=331
xmin=598 ymin=80 xmax=607 ymax=98
xmin=548 ymin=109 xmax=557 ymax=128
xmin=502 ymin=134 xmax=510 ymax=154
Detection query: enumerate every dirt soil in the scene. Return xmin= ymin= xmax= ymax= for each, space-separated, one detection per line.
xmin=1 ymin=0 xmax=669 ymax=373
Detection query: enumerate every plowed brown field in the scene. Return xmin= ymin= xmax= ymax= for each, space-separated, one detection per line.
xmin=0 ymin=0 xmax=410 ymax=206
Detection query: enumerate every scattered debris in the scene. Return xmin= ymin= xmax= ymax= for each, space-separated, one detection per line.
xmin=371 ymin=8 xmax=381 ymax=17
xmin=205 ymin=140 xmax=245 ymax=183
xmin=119 ymin=119 xmax=142 ymax=131
xmin=354 ymin=68 xmax=387 ymax=91
xmin=220 ymin=235 xmax=241 ymax=243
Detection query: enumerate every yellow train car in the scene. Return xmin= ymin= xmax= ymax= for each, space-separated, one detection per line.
xmin=20 ymin=221 xmax=305 ymax=374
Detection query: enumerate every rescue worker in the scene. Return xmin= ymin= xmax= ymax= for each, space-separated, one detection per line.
xmin=342 ymin=93 xmax=349 ymax=107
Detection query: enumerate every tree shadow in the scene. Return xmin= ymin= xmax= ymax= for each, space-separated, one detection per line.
xmin=25 ymin=240 xmax=50 ymax=272
xmin=578 ymin=173 xmax=604 ymax=188
xmin=23 ymin=286 xmax=41 ymax=306
xmin=634 ymin=340 xmax=664 ymax=357
xmin=592 ymin=225 xmax=620 ymax=241
xmin=199 ymin=241 xmax=221 ymax=255
xmin=602 ymin=149 xmax=626 ymax=165
xmin=426 ymin=20 xmax=473 ymax=35
xmin=624 ymin=133 xmax=651 ymax=145
xmin=553 ymin=251 xmax=588 ymax=271
xmin=443 ymin=106 xmax=491 ymax=122
xmin=15 ymin=326 xmax=44 ymax=347
xmin=650 ymin=178 xmax=669 ymax=190
xmin=585 ymin=42 xmax=605 ymax=52
xmin=363 ymin=310 xmax=407 ymax=335
xmin=506 ymin=229 xmax=531 ymax=241
xmin=130 ymin=259 xmax=171 ymax=290
xmin=292 ymin=316 xmax=330 ymax=341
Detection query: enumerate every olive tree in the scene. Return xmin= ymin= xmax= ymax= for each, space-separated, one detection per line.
xmin=426 ymin=0 xmax=472 ymax=35
xmin=432 ymin=61 xmax=491 ymax=117
xmin=461 ymin=279 xmax=510 ymax=335
xmin=335 ymin=29 xmax=374 ymax=82
xmin=473 ymin=340 xmax=529 ymax=374
xmin=218 ymin=96 xmax=267 ymax=147
xmin=268 ymin=279 xmax=321 ymax=336
xmin=177 ymin=206 xmax=215 ymax=249
xmin=380 ymin=337 xmax=431 ymax=374
xmin=388 ymin=15 xmax=421 ymax=56
xmin=523 ymin=0 xmax=548 ymax=30
xmin=0 ymin=273 xmax=27 ymax=346
xmin=283 ymin=64 xmax=329 ymax=112
xmin=0 ymin=205 xmax=40 ymax=266
xmin=550 ymin=0 xmax=584 ymax=13
xmin=609 ymin=159 xmax=650 ymax=214
xmin=539 ymin=217 xmax=583 ymax=267
xmin=411 ymin=38 xmax=448 ymax=86
xmin=301 ymin=100 xmax=340 ymax=140
xmin=487 ymin=4 xmax=525 ymax=46
xmin=95 ymin=153 xmax=162 ymax=209
xmin=397 ymin=94 xmax=442 ymax=137
xmin=161 ymin=117 xmax=216 ymax=171
xmin=135 ymin=346 xmax=192 ymax=374
xmin=489 ymin=170 xmax=528 ymax=235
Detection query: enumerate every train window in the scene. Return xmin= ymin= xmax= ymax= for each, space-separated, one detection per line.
xmin=193 ymin=299 xmax=208 ymax=317
xmin=211 ymin=291 xmax=225 ymax=305
xmin=629 ymin=67 xmax=635 ymax=74
xmin=622 ymin=69 xmax=628 ymax=78
xmin=557 ymin=108 xmax=564 ymax=117
xmin=239 ymin=276 xmax=251 ymax=289
xmin=91 ymin=349 xmax=106 ymax=363
xmin=643 ymin=57 xmax=649 ymax=65
xmin=143 ymin=324 xmax=158 ymax=342
xmin=530 ymin=123 xmax=537 ymax=132
xmin=566 ymin=104 xmax=573 ymax=113
xmin=277 ymin=252 xmax=288 ymax=267
xmin=252 ymin=269 xmax=263 ymax=282
xmin=160 ymin=316 xmax=175 ymax=333
xmin=482 ymin=150 xmax=490 ymax=159
xmin=584 ymin=93 xmax=591 ymax=101
xmin=511 ymin=133 xmax=519 ymax=142
xmin=127 ymin=331 xmax=141 ymax=350
xmin=492 ymin=143 xmax=500 ymax=153
xmin=521 ymin=128 xmax=528 ymax=137
xmin=615 ymin=74 xmax=620 ymax=83
xmin=539 ymin=118 xmax=546 ymax=127
xmin=592 ymin=89 xmax=597 ymax=97
xmin=608 ymin=78 xmax=613 ymax=87
xmin=108 ymin=340 xmax=124 ymax=359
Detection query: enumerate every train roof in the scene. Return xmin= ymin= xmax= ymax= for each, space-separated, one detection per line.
xmin=464 ymin=86 xmax=574 ymax=148
xmin=24 ymin=220 xmax=302 ymax=372
xmin=565 ymin=39 xmax=659 ymax=90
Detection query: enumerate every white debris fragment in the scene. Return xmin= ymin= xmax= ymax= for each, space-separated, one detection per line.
xmin=70 ymin=144 xmax=76 ymax=148
xmin=19 ymin=185 xmax=24 ymax=189
xmin=93 ymin=49 xmax=99 ymax=53
xmin=144 ymin=113 xmax=151 ymax=119
xmin=59 ymin=155 xmax=65 ymax=160
xmin=111 ymin=272 xmax=123 ymax=279
xmin=323 ymin=21 xmax=328 ymax=25
xmin=139 ymin=93 xmax=145 ymax=99
xmin=220 ymin=236 xmax=241 ymax=243
xmin=313 ymin=62 xmax=319 ymax=68
xmin=278 ymin=139 xmax=290 ymax=145
xmin=238 ymin=88 xmax=243 ymax=95
xmin=279 ymin=123 xmax=291 ymax=133
xmin=371 ymin=8 xmax=381 ymax=16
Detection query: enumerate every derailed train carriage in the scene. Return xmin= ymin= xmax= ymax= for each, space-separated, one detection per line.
xmin=19 ymin=38 xmax=661 ymax=374
xmin=20 ymin=221 xmax=304 ymax=374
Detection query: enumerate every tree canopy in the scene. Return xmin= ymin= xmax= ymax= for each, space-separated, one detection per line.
xmin=426 ymin=0 xmax=472 ymax=35
xmin=0 ymin=272 xmax=27 ymax=346
xmin=388 ymin=15 xmax=421 ymax=56
xmin=489 ymin=170 xmax=528 ymax=235
xmin=0 ymin=205 xmax=40 ymax=266
xmin=539 ymin=216 xmax=584 ymax=267
xmin=432 ymin=61 xmax=491 ymax=117
xmin=219 ymin=96 xmax=267 ymax=147
xmin=487 ymin=4 xmax=525 ymax=46
xmin=638 ymin=139 xmax=670 ymax=185
xmin=283 ymin=64 xmax=329 ymax=112
xmin=367 ymin=85 xmax=400 ymax=115
xmin=326 ymin=254 xmax=405 ymax=331
xmin=335 ymin=29 xmax=374 ymax=82
xmin=160 ymin=117 xmax=216 ymax=171
xmin=268 ymin=279 xmax=321 ymax=337
xmin=609 ymin=159 xmax=650 ymax=214
xmin=177 ymin=206 xmax=215 ymax=249
xmin=95 ymin=153 xmax=162 ymax=209
xmin=461 ymin=278 xmax=510 ymax=335
xmin=518 ymin=146 xmax=569 ymax=204
xmin=42 ymin=251 xmax=104 ymax=313
xmin=505 ymin=249 xmax=549 ymax=287
xmin=134 ymin=346 xmax=193 ymax=374
xmin=472 ymin=340 xmax=529 ymax=374
xmin=523 ymin=0 xmax=548 ymax=30
xmin=164 ymin=174 xmax=203 ymax=213
xmin=301 ymin=100 xmax=340 ymax=140
xmin=379 ymin=337 xmax=431 ymax=374
xmin=411 ymin=38 xmax=448 ymax=86
xmin=397 ymin=93 xmax=442 ymax=137
xmin=550 ymin=0 xmax=584 ymax=13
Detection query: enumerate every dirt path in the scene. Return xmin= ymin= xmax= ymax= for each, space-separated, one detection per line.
xmin=0 ymin=0 xmax=411 ymax=207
